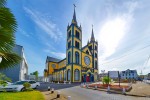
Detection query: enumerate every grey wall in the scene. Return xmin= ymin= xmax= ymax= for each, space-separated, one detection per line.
xmin=0 ymin=45 xmax=24 ymax=82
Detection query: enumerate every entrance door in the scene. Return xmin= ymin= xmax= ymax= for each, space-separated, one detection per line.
xmin=83 ymin=74 xmax=86 ymax=82
xmin=86 ymin=76 xmax=90 ymax=82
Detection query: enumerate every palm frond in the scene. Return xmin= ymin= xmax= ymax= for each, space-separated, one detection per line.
xmin=0 ymin=7 xmax=17 ymax=52
xmin=0 ymin=30 xmax=15 ymax=52
xmin=0 ymin=52 xmax=22 ymax=69
xmin=0 ymin=0 xmax=6 ymax=7
xmin=0 ymin=7 xmax=17 ymax=33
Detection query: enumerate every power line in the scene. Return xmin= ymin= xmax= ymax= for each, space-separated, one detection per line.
xmin=143 ymin=55 xmax=150 ymax=70
xmin=101 ymin=44 xmax=150 ymax=65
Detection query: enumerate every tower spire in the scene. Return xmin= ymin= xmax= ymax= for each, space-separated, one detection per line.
xmin=72 ymin=4 xmax=77 ymax=24
xmin=90 ymin=25 xmax=95 ymax=42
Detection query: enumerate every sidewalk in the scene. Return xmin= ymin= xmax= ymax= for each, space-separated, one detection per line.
xmin=83 ymin=82 xmax=150 ymax=98
xmin=126 ymin=82 xmax=150 ymax=97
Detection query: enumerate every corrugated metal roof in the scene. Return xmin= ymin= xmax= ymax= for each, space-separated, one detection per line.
xmin=46 ymin=56 xmax=61 ymax=62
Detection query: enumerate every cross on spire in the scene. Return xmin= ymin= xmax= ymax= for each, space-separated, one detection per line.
xmin=72 ymin=4 xmax=77 ymax=24
xmin=73 ymin=4 xmax=76 ymax=8
xmin=91 ymin=24 xmax=95 ymax=42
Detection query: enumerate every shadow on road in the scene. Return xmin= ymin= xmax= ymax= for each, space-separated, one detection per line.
xmin=37 ymin=82 xmax=82 ymax=92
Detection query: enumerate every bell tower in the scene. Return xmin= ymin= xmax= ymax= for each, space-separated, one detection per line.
xmin=88 ymin=26 xmax=98 ymax=75
xmin=66 ymin=4 xmax=82 ymax=82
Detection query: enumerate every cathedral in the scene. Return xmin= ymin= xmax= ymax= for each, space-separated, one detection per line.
xmin=44 ymin=6 xmax=99 ymax=82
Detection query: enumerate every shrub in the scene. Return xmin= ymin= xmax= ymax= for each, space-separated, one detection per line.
xmin=23 ymin=82 xmax=31 ymax=89
xmin=102 ymin=76 xmax=111 ymax=85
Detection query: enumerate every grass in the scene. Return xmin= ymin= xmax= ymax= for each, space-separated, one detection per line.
xmin=0 ymin=91 xmax=45 ymax=100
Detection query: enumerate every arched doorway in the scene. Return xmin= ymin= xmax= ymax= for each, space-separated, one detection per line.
xmin=91 ymin=74 xmax=94 ymax=82
xmin=86 ymin=73 xmax=91 ymax=82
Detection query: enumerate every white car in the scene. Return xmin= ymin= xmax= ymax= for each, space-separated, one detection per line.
xmin=0 ymin=80 xmax=40 ymax=92
xmin=28 ymin=80 xmax=40 ymax=89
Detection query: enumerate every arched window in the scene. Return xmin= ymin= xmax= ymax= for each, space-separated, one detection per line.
xmin=67 ymin=69 xmax=71 ymax=81
xmin=64 ymin=71 xmax=66 ymax=81
xmin=74 ymin=69 xmax=80 ymax=81
xmin=68 ymin=52 xmax=71 ymax=64
xmin=54 ymin=74 xmax=56 ymax=81
xmin=75 ymin=52 xmax=79 ymax=64
xmin=57 ymin=73 xmax=59 ymax=81
xmin=60 ymin=72 xmax=62 ymax=81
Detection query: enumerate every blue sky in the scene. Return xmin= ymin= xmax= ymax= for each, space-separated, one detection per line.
xmin=7 ymin=0 xmax=150 ymax=76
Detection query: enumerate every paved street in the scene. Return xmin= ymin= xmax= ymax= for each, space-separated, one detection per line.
xmin=38 ymin=83 xmax=150 ymax=100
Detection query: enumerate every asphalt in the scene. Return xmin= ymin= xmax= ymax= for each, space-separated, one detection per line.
xmin=37 ymin=82 xmax=150 ymax=100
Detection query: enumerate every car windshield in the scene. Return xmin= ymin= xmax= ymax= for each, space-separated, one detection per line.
xmin=13 ymin=81 xmax=28 ymax=85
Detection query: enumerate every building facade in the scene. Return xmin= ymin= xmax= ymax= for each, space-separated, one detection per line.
xmin=0 ymin=45 xmax=28 ymax=82
xmin=44 ymin=7 xmax=99 ymax=82
xmin=120 ymin=69 xmax=138 ymax=80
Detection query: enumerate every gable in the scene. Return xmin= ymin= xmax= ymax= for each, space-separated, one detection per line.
xmin=82 ymin=45 xmax=92 ymax=55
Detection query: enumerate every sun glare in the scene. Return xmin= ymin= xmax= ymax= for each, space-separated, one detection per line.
xmin=99 ymin=17 xmax=127 ymax=59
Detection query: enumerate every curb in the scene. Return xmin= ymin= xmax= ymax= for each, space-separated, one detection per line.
xmin=83 ymin=87 xmax=150 ymax=98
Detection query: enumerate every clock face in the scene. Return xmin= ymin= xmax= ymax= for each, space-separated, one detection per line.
xmin=52 ymin=64 xmax=56 ymax=68
xmin=84 ymin=56 xmax=90 ymax=65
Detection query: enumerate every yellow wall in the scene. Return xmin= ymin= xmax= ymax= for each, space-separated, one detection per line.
xmin=66 ymin=65 xmax=71 ymax=71
xmin=82 ymin=46 xmax=92 ymax=55
xmin=44 ymin=71 xmax=48 ymax=77
xmin=48 ymin=62 xmax=58 ymax=74
xmin=58 ymin=59 xmax=66 ymax=69
xmin=74 ymin=38 xmax=81 ymax=49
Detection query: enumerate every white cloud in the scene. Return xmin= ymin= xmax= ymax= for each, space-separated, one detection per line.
xmin=24 ymin=7 xmax=62 ymax=41
xmin=44 ymin=49 xmax=66 ymax=59
xmin=99 ymin=17 xmax=128 ymax=59
xmin=18 ymin=28 xmax=30 ymax=37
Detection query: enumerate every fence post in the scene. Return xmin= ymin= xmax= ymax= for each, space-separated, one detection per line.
xmin=122 ymin=88 xmax=126 ymax=95
xmin=51 ymin=88 xmax=54 ymax=94
xmin=107 ymin=86 xmax=110 ymax=92
xmin=57 ymin=91 xmax=60 ymax=98
xmin=68 ymin=96 xmax=71 ymax=100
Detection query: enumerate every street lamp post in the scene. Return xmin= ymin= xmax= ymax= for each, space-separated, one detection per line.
xmin=101 ymin=70 xmax=105 ymax=78
xmin=118 ymin=71 xmax=120 ymax=87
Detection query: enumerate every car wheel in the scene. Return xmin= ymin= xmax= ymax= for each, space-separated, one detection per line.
xmin=21 ymin=87 xmax=25 ymax=91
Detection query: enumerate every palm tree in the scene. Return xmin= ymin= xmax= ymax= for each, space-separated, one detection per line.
xmin=0 ymin=0 xmax=21 ymax=69
xmin=102 ymin=76 xmax=111 ymax=86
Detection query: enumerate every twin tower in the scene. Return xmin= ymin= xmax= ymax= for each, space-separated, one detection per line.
xmin=44 ymin=6 xmax=98 ymax=82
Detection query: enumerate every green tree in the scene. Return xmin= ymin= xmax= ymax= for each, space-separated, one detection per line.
xmin=33 ymin=71 xmax=38 ymax=81
xmin=30 ymin=71 xmax=39 ymax=81
xmin=0 ymin=0 xmax=21 ymax=69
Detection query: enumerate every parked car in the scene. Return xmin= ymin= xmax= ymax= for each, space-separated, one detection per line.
xmin=0 ymin=80 xmax=40 ymax=92
xmin=28 ymin=80 xmax=40 ymax=89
